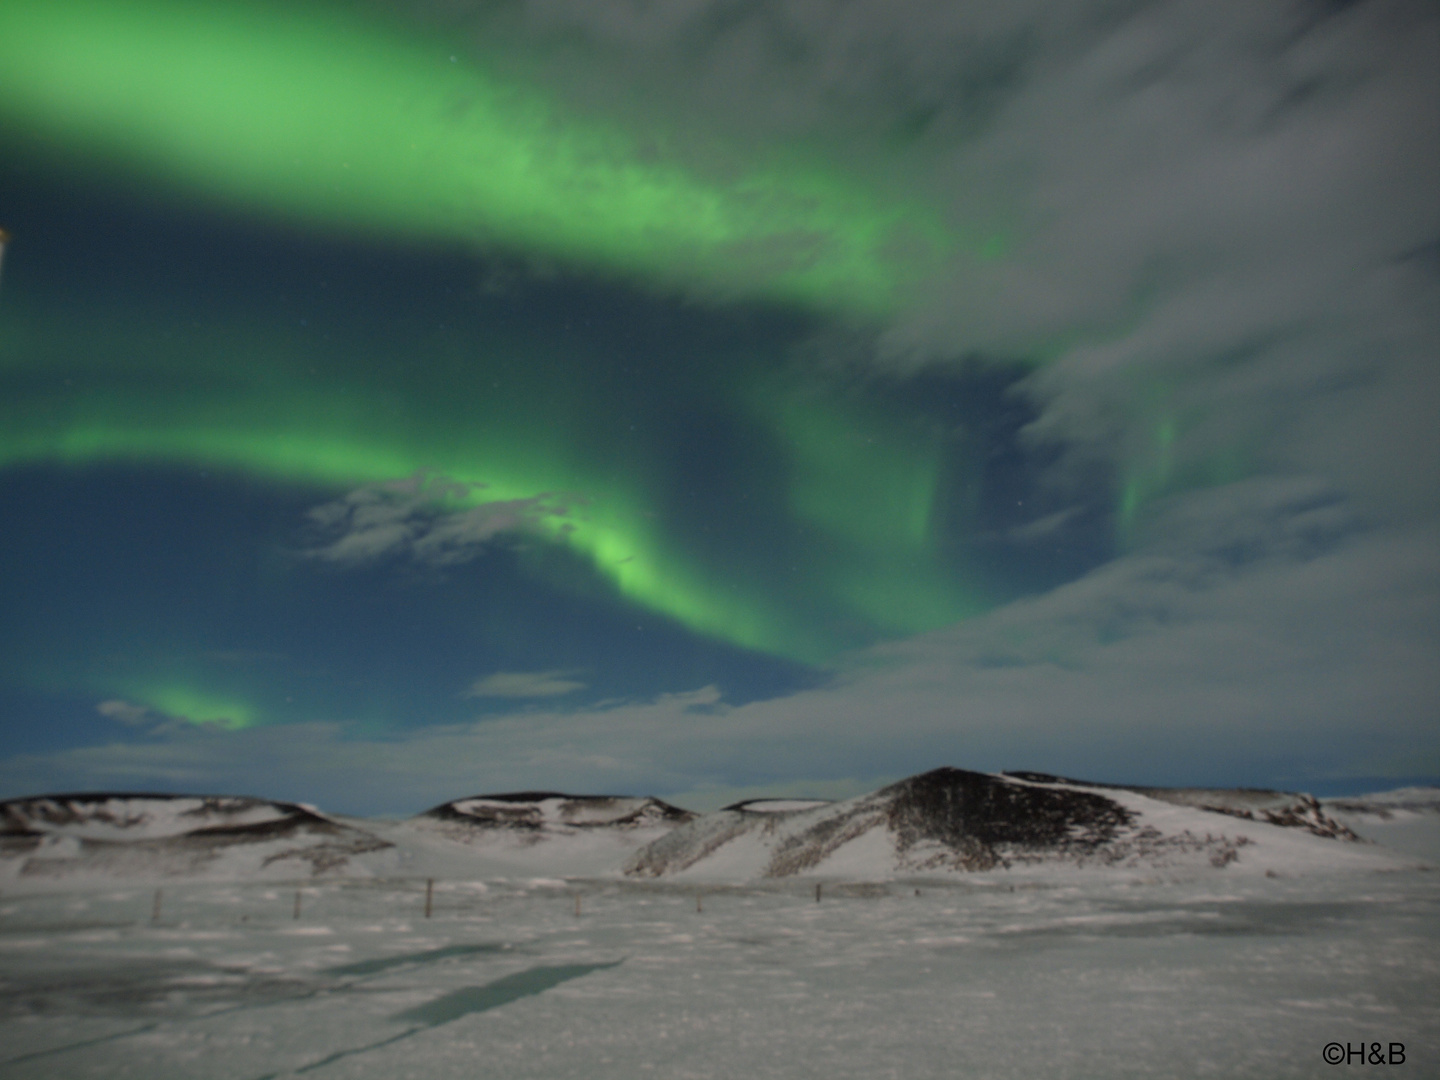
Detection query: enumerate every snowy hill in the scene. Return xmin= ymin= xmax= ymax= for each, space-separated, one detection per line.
xmin=1003 ymin=772 xmax=1358 ymax=839
xmin=382 ymin=792 xmax=697 ymax=878
xmin=3 ymin=774 xmax=1429 ymax=886
xmin=624 ymin=768 xmax=1400 ymax=881
xmin=0 ymin=792 xmax=392 ymax=882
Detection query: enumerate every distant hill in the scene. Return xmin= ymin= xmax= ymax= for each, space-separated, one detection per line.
xmin=2 ymin=772 xmax=1425 ymax=886
xmin=0 ymin=792 xmax=390 ymax=882
xmin=419 ymin=792 xmax=694 ymax=835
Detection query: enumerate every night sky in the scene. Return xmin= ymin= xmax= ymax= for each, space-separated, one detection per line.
xmin=1 ymin=0 xmax=1436 ymax=814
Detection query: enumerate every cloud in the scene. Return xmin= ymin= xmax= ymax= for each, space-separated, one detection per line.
xmin=304 ymin=470 xmax=581 ymax=566
xmin=1003 ymin=506 xmax=1083 ymax=544
xmin=505 ymin=0 xmax=1437 ymax=513
xmin=499 ymin=1 xmax=1438 ymax=785
xmin=882 ymin=0 xmax=1437 ymax=521
xmin=96 ymin=699 xmax=150 ymax=726
xmin=464 ymin=670 xmax=589 ymax=698
xmin=96 ymin=696 xmax=250 ymax=733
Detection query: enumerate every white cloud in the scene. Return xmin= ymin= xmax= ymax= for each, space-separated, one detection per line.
xmin=464 ymin=670 xmax=588 ymax=698
xmin=303 ymin=469 xmax=581 ymax=566
xmin=493 ymin=0 xmax=1438 ymax=519
xmin=96 ymin=700 xmax=150 ymax=726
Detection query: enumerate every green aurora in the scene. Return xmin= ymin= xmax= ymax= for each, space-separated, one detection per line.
xmin=0 ymin=0 xmax=1000 ymax=672
xmin=131 ymin=685 xmax=254 ymax=730
xmin=0 ymin=277 xmax=985 ymax=668
xmin=0 ymin=0 xmax=1198 ymax=714
xmin=0 ymin=0 xmax=963 ymax=314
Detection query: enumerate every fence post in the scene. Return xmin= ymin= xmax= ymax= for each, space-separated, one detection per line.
xmin=815 ymin=883 xmax=821 ymax=903
xmin=152 ymin=888 xmax=162 ymax=923
xmin=574 ymin=894 xmax=581 ymax=917
xmin=425 ymin=878 xmax=434 ymax=919
xmin=696 ymin=893 xmax=703 ymax=914
xmin=293 ymin=890 xmax=302 ymax=920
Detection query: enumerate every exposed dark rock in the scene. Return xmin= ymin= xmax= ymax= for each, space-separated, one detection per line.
xmin=885 ymin=767 xmax=1134 ymax=856
xmin=766 ymin=769 xmax=1135 ymax=875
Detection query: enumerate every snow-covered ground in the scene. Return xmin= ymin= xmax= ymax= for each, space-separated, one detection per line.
xmin=1 ymin=868 xmax=1436 ymax=1079
xmin=1321 ymin=788 xmax=1440 ymax=864
xmin=0 ymin=780 xmax=1435 ymax=1078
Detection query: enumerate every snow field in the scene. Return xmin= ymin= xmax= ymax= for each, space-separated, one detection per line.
xmin=1 ymin=869 xmax=1436 ymax=1079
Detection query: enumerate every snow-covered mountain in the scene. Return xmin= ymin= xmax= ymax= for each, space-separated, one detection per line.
xmin=624 ymin=768 xmax=1394 ymax=881
xmin=0 ymin=793 xmax=392 ymax=882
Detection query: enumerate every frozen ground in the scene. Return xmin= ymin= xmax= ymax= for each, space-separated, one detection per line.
xmin=1 ymin=863 xmax=1436 ymax=1079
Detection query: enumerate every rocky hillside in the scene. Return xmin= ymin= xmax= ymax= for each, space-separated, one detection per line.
xmin=625 ymin=768 xmax=1368 ymax=880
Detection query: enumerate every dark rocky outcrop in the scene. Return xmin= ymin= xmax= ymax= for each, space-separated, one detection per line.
xmin=885 ymin=768 xmax=1134 ymax=856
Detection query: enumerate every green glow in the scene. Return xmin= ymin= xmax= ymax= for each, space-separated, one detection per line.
xmin=748 ymin=382 xmax=984 ymax=635
xmin=0 ymin=300 xmax=852 ymax=661
xmin=0 ymin=0 xmax=1016 ymax=667
xmin=773 ymin=397 xmax=939 ymax=553
xmin=1116 ymin=405 xmax=1249 ymax=545
xmin=0 ymin=290 xmax=998 ymax=659
xmin=0 ymin=0 xmax=959 ymax=314
xmin=134 ymin=684 xmax=255 ymax=729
